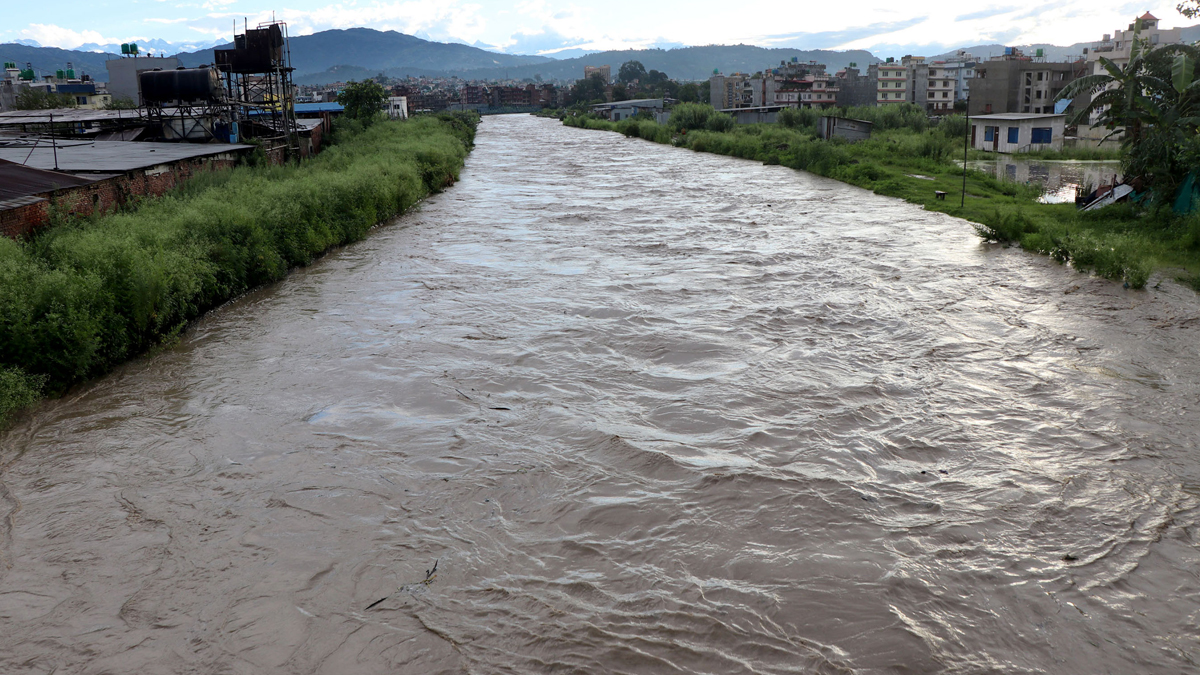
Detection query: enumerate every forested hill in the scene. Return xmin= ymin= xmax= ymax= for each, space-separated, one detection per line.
xmin=1 ymin=28 xmax=553 ymax=82
xmin=441 ymin=45 xmax=882 ymax=83
xmin=175 ymin=28 xmax=553 ymax=76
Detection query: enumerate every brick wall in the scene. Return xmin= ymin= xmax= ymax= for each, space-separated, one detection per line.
xmin=2 ymin=154 xmax=238 ymax=239
xmin=0 ymin=199 xmax=49 ymax=239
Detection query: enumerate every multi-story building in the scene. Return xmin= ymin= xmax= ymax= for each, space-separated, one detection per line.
xmin=461 ymin=85 xmax=486 ymax=105
xmin=901 ymin=55 xmax=929 ymax=109
xmin=969 ymin=48 xmax=1085 ymax=116
xmin=925 ymin=62 xmax=956 ymax=112
xmin=834 ymin=65 xmax=876 ymax=107
xmin=709 ymin=72 xmax=752 ymax=109
xmin=583 ymin=65 xmax=611 ymax=83
xmin=1082 ymin=12 xmax=1181 ymax=129
xmin=935 ymin=50 xmax=977 ymax=103
xmin=875 ymin=58 xmax=908 ymax=105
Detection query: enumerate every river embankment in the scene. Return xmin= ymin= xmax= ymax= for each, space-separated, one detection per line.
xmin=560 ymin=110 xmax=1200 ymax=292
xmin=0 ymin=112 xmax=480 ymax=425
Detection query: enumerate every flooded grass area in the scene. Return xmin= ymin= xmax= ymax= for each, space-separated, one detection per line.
xmin=959 ymin=157 xmax=1123 ymax=204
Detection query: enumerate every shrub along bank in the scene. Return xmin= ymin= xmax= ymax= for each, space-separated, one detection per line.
xmin=0 ymin=112 xmax=479 ymax=426
xmin=562 ymin=106 xmax=1199 ymax=292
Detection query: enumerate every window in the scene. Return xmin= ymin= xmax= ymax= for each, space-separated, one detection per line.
xmin=1031 ymin=127 xmax=1052 ymax=143
xmin=984 ymin=126 xmax=995 ymax=141
xmin=1037 ymin=72 xmax=1044 ymax=81
xmin=76 ymin=96 xmax=87 ymax=105
xmin=1152 ymin=34 xmax=1160 ymax=44
xmin=1023 ymin=105 xmax=1030 ymax=112
xmin=943 ymin=91 xmax=948 ymax=98
xmin=1007 ymin=127 xmax=1019 ymax=143
xmin=1025 ymin=73 xmax=1032 ymax=85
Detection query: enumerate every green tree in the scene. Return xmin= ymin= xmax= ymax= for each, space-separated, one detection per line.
xmin=612 ymin=84 xmax=628 ymax=101
xmin=568 ymin=73 xmax=607 ymax=105
xmin=337 ymin=80 xmax=388 ymax=125
xmin=677 ymin=83 xmax=699 ymax=103
xmin=14 ymin=88 xmax=77 ymax=110
xmin=1058 ymin=37 xmax=1200 ymax=198
xmin=618 ymin=60 xmax=647 ymax=83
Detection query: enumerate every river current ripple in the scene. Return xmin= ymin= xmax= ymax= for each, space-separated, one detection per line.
xmin=2 ymin=115 xmax=1199 ymax=674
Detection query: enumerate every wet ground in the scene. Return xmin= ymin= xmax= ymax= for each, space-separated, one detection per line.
xmin=1 ymin=115 xmax=1198 ymax=674
xmin=960 ymin=157 xmax=1122 ymax=204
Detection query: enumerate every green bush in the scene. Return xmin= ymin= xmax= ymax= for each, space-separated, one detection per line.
xmin=668 ymin=103 xmax=715 ymax=131
xmin=0 ymin=114 xmax=478 ymax=425
xmin=705 ymin=112 xmax=735 ymax=133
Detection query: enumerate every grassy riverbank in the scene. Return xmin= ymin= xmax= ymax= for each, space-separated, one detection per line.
xmin=0 ymin=112 xmax=479 ymax=426
xmin=560 ymin=108 xmax=1200 ymax=292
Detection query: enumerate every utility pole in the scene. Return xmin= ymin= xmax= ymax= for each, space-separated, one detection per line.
xmin=961 ymin=93 xmax=969 ymax=208
xmin=50 ymin=111 xmax=59 ymax=171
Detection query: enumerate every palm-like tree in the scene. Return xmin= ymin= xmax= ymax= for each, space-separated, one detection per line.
xmin=1056 ymin=33 xmax=1200 ymax=198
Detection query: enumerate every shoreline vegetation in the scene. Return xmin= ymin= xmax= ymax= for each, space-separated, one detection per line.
xmin=551 ymin=103 xmax=1200 ymax=292
xmin=0 ymin=111 xmax=480 ymax=426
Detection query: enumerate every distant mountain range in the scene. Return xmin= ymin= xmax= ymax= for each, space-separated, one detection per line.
xmin=3 ymin=24 xmax=1199 ymax=87
xmin=175 ymin=29 xmax=553 ymax=79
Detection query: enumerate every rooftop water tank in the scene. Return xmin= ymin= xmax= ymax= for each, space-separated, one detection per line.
xmin=139 ymin=67 xmax=223 ymax=104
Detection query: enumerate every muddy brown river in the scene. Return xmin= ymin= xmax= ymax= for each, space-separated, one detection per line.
xmin=2 ymin=114 xmax=1199 ymax=674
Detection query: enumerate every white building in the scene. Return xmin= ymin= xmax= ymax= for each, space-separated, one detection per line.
xmin=387 ymin=96 xmax=408 ymax=120
xmin=970 ymin=113 xmax=1066 ymax=152
xmin=1084 ymin=12 xmax=1181 ymax=128
xmin=876 ymin=59 xmax=908 ymax=105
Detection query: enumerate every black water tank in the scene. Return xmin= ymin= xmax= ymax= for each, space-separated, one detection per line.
xmin=139 ymin=67 xmax=222 ymax=103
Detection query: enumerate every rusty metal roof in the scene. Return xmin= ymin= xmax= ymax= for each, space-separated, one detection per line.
xmin=0 ymin=159 xmax=100 ymax=201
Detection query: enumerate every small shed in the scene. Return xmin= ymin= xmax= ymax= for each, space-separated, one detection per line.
xmin=717 ymin=106 xmax=785 ymax=124
xmin=817 ymin=117 xmax=872 ymax=142
xmin=591 ymin=98 xmax=673 ymax=122
xmin=970 ymin=113 xmax=1066 ymax=153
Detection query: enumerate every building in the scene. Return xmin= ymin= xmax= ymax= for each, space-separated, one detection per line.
xmin=970 ymin=113 xmax=1066 ymax=152
xmin=0 ymin=140 xmax=250 ymax=238
xmin=876 ymin=59 xmax=908 ymax=105
xmin=1081 ymin=12 xmax=1182 ymax=131
xmin=902 ymin=55 xmax=929 ymax=109
xmin=104 ymin=55 xmax=180 ymax=103
xmin=834 ymin=66 xmax=876 ymax=107
xmin=386 ymin=96 xmax=408 ymax=119
xmin=925 ymin=62 xmax=956 ymax=112
xmin=591 ymin=98 xmax=672 ymax=122
xmin=936 ymin=50 xmax=977 ymax=104
xmin=583 ymin=65 xmax=611 ymax=83
xmin=724 ymin=106 xmax=784 ymax=124
xmin=969 ymin=50 xmax=1085 ymax=116
xmin=817 ymin=117 xmax=873 ymax=142
xmin=709 ymin=72 xmax=752 ymax=110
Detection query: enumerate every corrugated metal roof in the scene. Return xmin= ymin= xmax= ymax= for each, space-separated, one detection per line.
xmin=0 ymin=139 xmax=252 ymax=173
xmin=0 ymin=159 xmax=99 ymax=201
xmin=0 ymin=108 xmax=150 ymax=125
xmin=294 ymin=102 xmax=344 ymax=113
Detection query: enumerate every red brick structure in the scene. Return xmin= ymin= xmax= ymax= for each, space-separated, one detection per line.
xmin=0 ymin=151 xmax=243 ymax=239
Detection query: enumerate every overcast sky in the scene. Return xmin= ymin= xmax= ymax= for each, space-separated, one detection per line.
xmin=5 ymin=0 xmax=1192 ymax=56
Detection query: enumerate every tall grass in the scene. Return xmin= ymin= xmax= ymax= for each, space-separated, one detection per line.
xmin=0 ymin=112 xmax=479 ymax=425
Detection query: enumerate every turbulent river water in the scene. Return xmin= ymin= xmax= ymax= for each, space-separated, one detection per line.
xmin=2 ymin=114 xmax=1200 ymax=674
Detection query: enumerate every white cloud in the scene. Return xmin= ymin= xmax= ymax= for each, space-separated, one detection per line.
xmin=196 ymin=1 xmax=491 ymax=44
xmin=19 ymin=23 xmax=124 ymax=49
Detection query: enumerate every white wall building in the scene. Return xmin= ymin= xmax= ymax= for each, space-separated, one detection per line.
xmin=387 ymin=96 xmax=408 ymax=119
xmin=970 ymin=113 xmax=1066 ymax=152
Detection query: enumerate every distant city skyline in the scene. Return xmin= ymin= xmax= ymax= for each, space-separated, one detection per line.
xmin=4 ymin=0 xmax=1192 ymax=58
